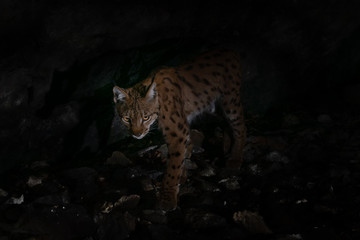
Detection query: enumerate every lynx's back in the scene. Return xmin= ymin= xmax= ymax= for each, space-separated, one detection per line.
xmin=154 ymin=49 xmax=242 ymax=120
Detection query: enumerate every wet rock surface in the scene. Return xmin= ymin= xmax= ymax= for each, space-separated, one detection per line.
xmin=1 ymin=109 xmax=360 ymax=240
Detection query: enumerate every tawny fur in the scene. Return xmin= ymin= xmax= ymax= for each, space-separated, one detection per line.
xmin=113 ymin=49 xmax=246 ymax=210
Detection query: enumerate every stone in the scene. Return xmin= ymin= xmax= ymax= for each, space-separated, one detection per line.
xmin=343 ymin=84 xmax=360 ymax=105
xmin=199 ymin=166 xmax=216 ymax=177
xmin=137 ymin=145 xmax=159 ymax=157
xmin=140 ymin=177 xmax=155 ymax=191
xmin=184 ymin=158 xmax=198 ymax=170
xmin=156 ymin=144 xmax=168 ymax=159
xmin=190 ymin=129 xmax=205 ymax=153
xmin=106 ymin=151 xmax=132 ymax=166
xmin=80 ymin=121 xmax=99 ymax=153
xmin=317 ymin=114 xmax=332 ymax=124
xmin=0 ymin=188 xmax=8 ymax=197
xmin=30 ymin=161 xmax=50 ymax=171
xmin=265 ymin=151 xmax=289 ymax=164
xmin=123 ymin=211 xmax=137 ymax=232
xmin=185 ymin=209 xmax=227 ymax=229
xmin=178 ymin=182 xmax=196 ymax=196
xmin=218 ymin=177 xmax=241 ymax=190
xmin=33 ymin=192 xmax=70 ymax=206
xmin=6 ymin=195 xmax=24 ymax=205
xmin=147 ymin=225 xmax=173 ymax=240
xmin=59 ymin=167 xmax=99 ymax=202
xmin=114 ymin=195 xmax=141 ymax=209
xmin=198 ymin=179 xmax=220 ymax=193
xmin=25 ymin=203 xmax=96 ymax=239
xmin=108 ymin=113 xmax=130 ymax=144
xmin=27 ymin=176 xmax=43 ymax=188
xmin=283 ymin=114 xmax=300 ymax=127
xmin=233 ymin=210 xmax=272 ymax=234
xmin=142 ymin=209 xmax=167 ymax=224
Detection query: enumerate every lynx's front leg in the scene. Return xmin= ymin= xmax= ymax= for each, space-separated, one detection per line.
xmin=158 ymin=113 xmax=190 ymax=211
xmin=160 ymin=124 xmax=190 ymax=211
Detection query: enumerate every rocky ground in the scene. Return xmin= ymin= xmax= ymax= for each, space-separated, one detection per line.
xmin=1 ymin=105 xmax=359 ymax=240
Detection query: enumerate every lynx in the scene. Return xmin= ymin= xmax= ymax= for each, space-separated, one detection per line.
xmin=113 ymin=49 xmax=246 ymax=211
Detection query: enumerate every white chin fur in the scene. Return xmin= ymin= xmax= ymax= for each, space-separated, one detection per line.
xmin=132 ymin=134 xmax=145 ymax=139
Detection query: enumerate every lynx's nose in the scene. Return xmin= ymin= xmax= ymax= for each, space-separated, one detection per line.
xmin=132 ymin=131 xmax=145 ymax=139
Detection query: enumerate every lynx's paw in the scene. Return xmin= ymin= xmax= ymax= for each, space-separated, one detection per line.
xmin=158 ymin=187 xmax=178 ymax=211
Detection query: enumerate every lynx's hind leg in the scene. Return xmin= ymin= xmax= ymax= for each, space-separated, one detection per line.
xmin=221 ymin=94 xmax=246 ymax=168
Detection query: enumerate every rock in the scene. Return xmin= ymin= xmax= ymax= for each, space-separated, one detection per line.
xmin=80 ymin=121 xmax=99 ymax=153
xmin=277 ymin=234 xmax=303 ymax=240
xmin=343 ymin=83 xmax=360 ymax=105
xmin=114 ymin=195 xmax=141 ymax=209
xmin=30 ymin=161 xmax=50 ymax=172
xmin=6 ymin=195 xmax=24 ymax=205
xmin=178 ymin=182 xmax=196 ymax=196
xmin=137 ymin=145 xmax=159 ymax=157
xmin=192 ymin=145 xmax=205 ymax=154
xmin=140 ymin=177 xmax=155 ymax=191
xmin=96 ymin=210 xmax=137 ymax=239
xmin=108 ymin=113 xmax=129 ymax=144
xmin=265 ymin=151 xmax=289 ymax=164
xmin=147 ymin=225 xmax=173 ymax=240
xmin=218 ymin=177 xmax=241 ymax=190
xmin=100 ymin=201 xmax=114 ymax=214
xmin=34 ymin=192 xmax=70 ymax=206
xmin=156 ymin=144 xmax=168 ymax=159
xmin=190 ymin=129 xmax=205 ymax=153
xmin=25 ymin=203 xmax=96 ymax=240
xmin=233 ymin=210 xmax=272 ymax=234
xmin=96 ymin=213 xmax=126 ymax=240
xmin=199 ymin=166 xmax=216 ymax=177
xmin=1 ymin=204 xmax=26 ymax=224
xmin=317 ymin=114 xmax=332 ymax=124
xmin=29 ymin=178 xmax=68 ymax=202
xmin=142 ymin=209 xmax=167 ymax=224
xmin=147 ymin=170 xmax=164 ymax=180
xmin=0 ymin=69 xmax=31 ymax=110
xmin=184 ymin=159 xmax=198 ymax=170
xmin=283 ymin=114 xmax=300 ymax=127
xmin=125 ymin=167 xmax=145 ymax=180
xmin=198 ymin=180 xmax=220 ymax=193
xmin=106 ymin=151 xmax=132 ymax=166
xmin=27 ymin=176 xmax=43 ymax=187
xmin=219 ymin=168 xmax=242 ymax=178
xmin=123 ymin=211 xmax=137 ymax=232
xmin=59 ymin=167 xmax=99 ymax=202
xmin=0 ymin=188 xmax=8 ymax=197
xmin=249 ymin=164 xmax=262 ymax=176
xmin=185 ymin=209 xmax=227 ymax=229
xmin=52 ymin=102 xmax=80 ymax=127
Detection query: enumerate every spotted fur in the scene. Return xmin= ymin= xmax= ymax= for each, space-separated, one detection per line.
xmin=113 ymin=49 xmax=246 ymax=210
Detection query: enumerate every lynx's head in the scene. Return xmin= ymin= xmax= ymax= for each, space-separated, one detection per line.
xmin=113 ymin=82 xmax=159 ymax=139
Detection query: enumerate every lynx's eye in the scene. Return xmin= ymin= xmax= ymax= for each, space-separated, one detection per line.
xmin=143 ymin=115 xmax=150 ymax=121
xmin=122 ymin=116 xmax=130 ymax=123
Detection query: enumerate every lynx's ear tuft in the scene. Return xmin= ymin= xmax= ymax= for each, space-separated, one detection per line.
xmin=113 ymin=86 xmax=128 ymax=103
xmin=145 ymin=82 xmax=157 ymax=101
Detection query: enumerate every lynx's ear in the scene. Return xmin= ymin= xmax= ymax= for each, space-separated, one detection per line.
xmin=113 ymin=86 xmax=128 ymax=103
xmin=145 ymin=82 xmax=157 ymax=101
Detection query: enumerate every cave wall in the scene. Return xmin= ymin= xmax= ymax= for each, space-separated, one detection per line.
xmin=1 ymin=0 xmax=360 ymax=172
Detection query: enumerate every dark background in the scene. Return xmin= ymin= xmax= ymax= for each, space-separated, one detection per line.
xmin=1 ymin=0 xmax=360 ymax=239
xmin=1 ymin=0 xmax=360 ymax=170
